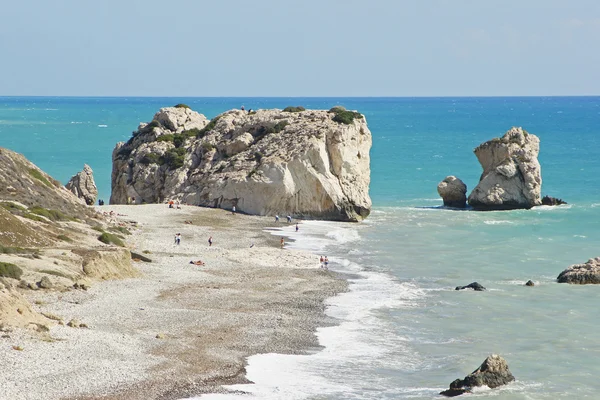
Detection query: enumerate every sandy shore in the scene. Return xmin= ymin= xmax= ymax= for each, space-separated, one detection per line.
xmin=0 ymin=204 xmax=347 ymax=400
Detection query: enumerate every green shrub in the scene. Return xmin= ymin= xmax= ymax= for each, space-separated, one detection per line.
xmin=254 ymin=151 xmax=264 ymax=162
xmin=97 ymin=232 xmax=125 ymax=247
xmin=92 ymin=226 xmax=104 ymax=232
xmin=174 ymin=103 xmax=190 ymax=109
xmin=329 ymin=106 xmax=363 ymax=125
xmin=23 ymin=213 xmax=46 ymax=222
xmin=283 ymin=106 xmax=305 ymax=113
xmin=29 ymin=168 xmax=53 ymax=188
xmin=197 ymin=116 xmax=221 ymax=138
xmin=140 ymin=153 xmax=160 ymax=165
xmin=30 ymin=206 xmax=70 ymax=221
xmin=156 ymin=134 xmax=174 ymax=143
xmin=142 ymin=250 xmax=152 ymax=254
xmin=0 ymin=262 xmax=23 ymax=279
xmin=148 ymin=120 xmax=161 ymax=129
xmin=201 ymin=142 xmax=215 ymax=152
xmin=181 ymin=128 xmax=200 ymax=139
xmin=160 ymin=148 xmax=186 ymax=169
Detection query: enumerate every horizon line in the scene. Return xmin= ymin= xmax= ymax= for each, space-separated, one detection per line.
xmin=1 ymin=95 xmax=600 ymax=99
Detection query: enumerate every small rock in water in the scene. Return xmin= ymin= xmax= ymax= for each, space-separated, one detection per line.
xmin=440 ymin=354 xmax=515 ymax=397
xmin=525 ymin=280 xmax=535 ymax=286
xmin=455 ymin=282 xmax=486 ymax=291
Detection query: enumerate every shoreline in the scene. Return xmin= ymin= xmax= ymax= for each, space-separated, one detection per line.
xmin=0 ymin=204 xmax=348 ymax=400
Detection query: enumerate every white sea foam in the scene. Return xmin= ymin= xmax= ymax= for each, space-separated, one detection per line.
xmin=98 ymin=124 xmax=108 ymax=128
xmin=197 ymin=222 xmax=427 ymax=399
xmin=483 ymin=220 xmax=514 ymax=225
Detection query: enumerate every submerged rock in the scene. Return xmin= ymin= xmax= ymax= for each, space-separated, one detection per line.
xmin=437 ymin=176 xmax=467 ymax=208
xmin=468 ymin=127 xmax=541 ymax=210
xmin=66 ymin=164 xmax=98 ymax=205
xmin=557 ymin=257 xmax=600 ymax=284
xmin=455 ymin=282 xmax=486 ymax=291
xmin=541 ymin=195 xmax=567 ymax=206
xmin=110 ymin=106 xmax=372 ymax=221
xmin=440 ymin=354 xmax=515 ymax=397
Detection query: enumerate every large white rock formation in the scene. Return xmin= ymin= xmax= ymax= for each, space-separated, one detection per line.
xmin=66 ymin=164 xmax=98 ymax=205
xmin=468 ymin=127 xmax=542 ymax=210
xmin=110 ymin=106 xmax=372 ymax=221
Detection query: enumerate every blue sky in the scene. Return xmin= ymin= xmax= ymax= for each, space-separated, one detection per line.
xmin=2 ymin=0 xmax=599 ymax=96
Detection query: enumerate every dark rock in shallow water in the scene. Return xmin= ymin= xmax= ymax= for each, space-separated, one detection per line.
xmin=440 ymin=354 xmax=515 ymax=397
xmin=541 ymin=195 xmax=567 ymax=206
xmin=437 ymin=176 xmax=467 ymax=208
xmin=455 ymin=282 xmax=486 ymax=291
xmin=525 ymin=280 xmax=535 ymax=286
xmin=557 ymin=257 xmax=600 ymax=284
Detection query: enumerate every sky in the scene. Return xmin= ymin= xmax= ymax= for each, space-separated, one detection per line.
xmin=1 ymin=0 xmax=599 ymax=97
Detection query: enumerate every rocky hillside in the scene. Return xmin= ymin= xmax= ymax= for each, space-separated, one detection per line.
xmin=110 ymin=105 xmax=372 ymax=222
xmin=0 ymin=148 xmax=137 ymax=331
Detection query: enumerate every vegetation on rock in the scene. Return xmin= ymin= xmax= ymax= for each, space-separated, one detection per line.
xmin=174 ymin=103 xmax=190 ymax=109
xmin=329 ymin=106 xmax=363 ymax=125
xmin=29 ymin=168 xmax=54 ymax=188
xmin=0 ymin=262 xmax=23 ymax=279
xmin=283 ymin=106 xmax=306 ymax=113
xmin=97 ymin=232 xmax=125 ymax=247
xmin=197 ymin=116 xmax=221 ymax=138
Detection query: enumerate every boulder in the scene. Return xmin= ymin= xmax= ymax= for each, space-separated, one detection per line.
xmin=440 ymin=354 xmax=515 ymax=397
xmin=525 ymin=280 xmax=535 ymax=286
xmin=557 ymin=257 xmax=600 ymax=284
xmin=455 ymin=282 xmax=486 ymax=291
xmin=110 ymin=107 xmax=372 ymax=222
xmin=65 ymin=164 xmax=98 ymax=205
xmin=37 ymin=276 xmax=53 ymax=289
xmin=437 ymin=176 xmax=467 ymax=208
xmin=468 ymin=127 xmax=542 ymax=210
xmin=541 ymin=195 xmax=567 ymax=206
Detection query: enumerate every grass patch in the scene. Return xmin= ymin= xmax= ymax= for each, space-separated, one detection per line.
xmin=29 ymin=168 xmax=53 ymax=188
xmin=1 ymin=202 xmax=26 ymax=213
xmin=92 ymin=226 xmax=104 ymax=233
xmin=0 ymin=245 xmax=26 ymax=254
xmin=97 ymin=232 xmax=125 ymax=247
xmin=30 ymin=206 xmax=71 ymax=221
xmin=329 ymin=106 xmax=363 ymax=125
xmin=109 ymin=226 xmax=131 ymax=235
xmin=39 ymin=269 xmax=72 ymax=279
xmin=174 ymin=103 xmax=190 ymax=109
xmin=283 ymin=106 xmax=305 ymax=113
xmin=57 ymin=234 xmax=73 ymax=242
xmin=23 ymin=213 xmax=47 ymax=222
xmin=0 ymin=262 xmax=23 ymax=279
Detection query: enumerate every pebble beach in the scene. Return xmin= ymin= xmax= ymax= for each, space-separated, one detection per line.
xmin=0 ymin=204 xmax=347 ymax=400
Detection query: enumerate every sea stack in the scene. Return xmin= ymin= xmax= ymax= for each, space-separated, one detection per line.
xmin=66 ymin=164 xmax=98 ymax=205
xmin=110 ymin=105 xmax=372 ymax=222
xmin=440 ymin=354 xmax=515 ymax=397
xmin=557 ymin=257 xmax=600 ymax=284
xmin=468 ymin=127 xmax=541 ymax=210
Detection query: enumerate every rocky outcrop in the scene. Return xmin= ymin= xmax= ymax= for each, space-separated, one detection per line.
xmin=66 ymin=164 xmax=98 ymax=205
xmin=557 ymin=257 xmax=600 ymax=284
xmin=110 ymin=106 xmax=372 ymax=221
xmin=525 ymin=280 xmax=535 ymax=286
xmin=541 ymin=195 xmax=567 ymax=206
xmin=455 ymin=282 xmax=486 ymax=291
xmin=440 ymin=354 xmax=515 ymax=397
xmin=438 ymin=176 xmax=467 ymax=208
xmin=468 ymin=127 xmax=542 ymax=210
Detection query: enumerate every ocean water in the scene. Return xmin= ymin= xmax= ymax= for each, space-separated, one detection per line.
xmin=2 ymin=96 xmax=600 ymax=399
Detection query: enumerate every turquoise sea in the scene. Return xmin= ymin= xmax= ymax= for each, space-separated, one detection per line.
xmin=2 ymin=97 xmax=600 ymax=399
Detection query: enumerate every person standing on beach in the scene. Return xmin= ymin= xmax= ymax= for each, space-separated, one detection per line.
xmin=275 ymin=215 xmax=279 ymax=222
xmin=232 ymin=205 xmax=236 ymax=215
xmin=280 ymin=237 xmax=285 ymax=248
xmin=208 ymin=236 xmax=213 ymax=247
xmin=287 ymin=215 xmax=292 ymax=223
xmin=175 ymin=233 xmax=181 ymax=245
xmin=295 ymin=223 xmax=299 ymax=232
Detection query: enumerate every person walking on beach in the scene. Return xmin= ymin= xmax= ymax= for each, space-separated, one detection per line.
xmin=175 ymin=233 xmax=181 ymax=245
xmin=323 ymin=256 xmax=329 ymax=269
xmin=208 ymin=236 xmax=213 ymax=247
xmin=287 ymin=215 xmax=292 ymax=223
xmin=232 ymin=205 xmax=236 ymax=215
xmin=280 ymin=237 xmax=285 ymax=248
xmin=320 ymin=255 xmax=324 ymax=268
xmin=275 ymin=215 xmax=279 ymax=223
xmin=295 ymin=223 xmax=299 ymax=232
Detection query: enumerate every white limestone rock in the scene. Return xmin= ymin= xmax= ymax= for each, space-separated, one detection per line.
xmin=65 ymin=164 xmax=98 ymax=205
xmin=110 ymin=107 xmax=372 ymax=221
xmin=468 ymin=127 xmax=542 ymax=210
xmin=437 ymin=176 xmax=467 ymax=208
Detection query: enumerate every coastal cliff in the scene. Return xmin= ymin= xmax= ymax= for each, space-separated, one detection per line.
xmin=0 ymin=148 xmax=136 ymax=330
xmin=110 ymin=105 xmax=372 ymax=221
